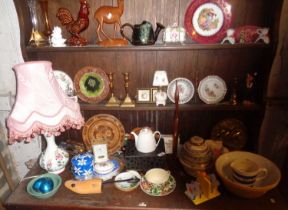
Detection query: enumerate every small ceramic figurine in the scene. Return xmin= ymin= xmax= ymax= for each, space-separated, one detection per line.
xmin=51 ymin=26 xmax=66 ymax=47
xmin=221 ymin=29 xmax=235 ymax=44
xmin=242 ymin=71 xmax=258 ymax=105
xmin=222 ymin=26 xmax=270 ymax=44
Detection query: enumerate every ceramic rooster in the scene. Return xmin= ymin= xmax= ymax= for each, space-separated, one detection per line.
xmin=56 ymin=0 xmax=89 ymax=46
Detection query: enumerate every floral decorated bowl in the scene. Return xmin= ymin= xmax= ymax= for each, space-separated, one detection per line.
xmin=140 ymin=173 xmax=176 ymax=196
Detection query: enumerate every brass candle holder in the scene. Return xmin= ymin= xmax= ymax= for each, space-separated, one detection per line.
xmin=105 ymin=72 xmax=120 ymax=106
xmin=120 ymin=72 xmax=135 ymax=107
xmin=230 ymin=77 xmax=238 ymax=105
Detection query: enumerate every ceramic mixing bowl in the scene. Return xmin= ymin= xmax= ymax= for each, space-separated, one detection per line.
xmin=215 ymin=151 xmax=281 ymax=198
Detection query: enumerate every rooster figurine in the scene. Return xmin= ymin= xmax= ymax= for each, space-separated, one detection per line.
xmin=56 ymin=0 xmax=89 ymax=46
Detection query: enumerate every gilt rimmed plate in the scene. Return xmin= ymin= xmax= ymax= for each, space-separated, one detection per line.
xmin=167 ymin=77 xmax=194 ymax=104
xmin=184 ymin=0 xmax=232 ymax=43
xmin=74 ymin=66 xmax=109 ymax=103
xmin=82 ymin=114 xmax=125 ymax=155
xmin=198 ymin=75 xmax=227 ymax=104
xmin=53 ymin=70 xmax=74 ymax=96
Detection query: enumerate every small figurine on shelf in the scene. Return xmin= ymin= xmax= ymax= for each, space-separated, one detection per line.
xmin=56 ymin=0 xmax=90 ymax=46
xmin=242 ymin=71 xmax=258 ymax=105
xmin=51 ymin=26 xmax=66 ymax=47
xmin=94 ymin=0 xmax=128 ymax=46
xmin=229 ymin=77 xmax=239 ymax=105
xmin=221 ymin=26 xmax=270 ymax=44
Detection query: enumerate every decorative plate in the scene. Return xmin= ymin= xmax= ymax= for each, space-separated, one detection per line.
xmin=167 ymin=77 xmax=194 ymax=104
xmin=140 ymin=175 xmax=176 ymax=196
xmin=198 ymin=75 xmax=227 ymax=104
xmin=184 ymin=0 xmax=232 ymax=43
xmin=53 ymin=70 xmax=74 ymax=96
xmin=82 ymin=114 xmax=125 ymax=155
xmin=211 ymin=118 xmax=247 ymax=150
xmin=74 ymin=66 xmax=110 ymax=103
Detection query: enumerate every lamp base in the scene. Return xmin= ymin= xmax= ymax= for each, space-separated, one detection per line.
xmin=39 ymin=135 xmax=69 ymax=174
xmin=155 ymin=90 xmax=168 ymax=106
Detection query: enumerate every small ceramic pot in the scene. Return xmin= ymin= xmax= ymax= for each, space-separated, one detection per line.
xmin=71 ymin=153 xmax=94 ymax=180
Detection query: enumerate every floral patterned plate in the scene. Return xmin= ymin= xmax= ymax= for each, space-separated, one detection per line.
xmin=53 ymin=70 xmax=74 ymax=96
xmin=184 ymin=0 xmax=232 ymax=43
xmin=167 ymin=77 xmax=194 ymax=104
xmin=140 ymin=175 xmax=176 ymax=196
xmin=74 ymin=66 xmax=110 ymax=103
xmin=198 ymin=75 xmax=227 ymax=104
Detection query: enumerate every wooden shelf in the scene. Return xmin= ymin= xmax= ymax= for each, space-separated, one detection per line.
xmin=80 ymin=102 xmax=261 ymax=111
xmin=26 ymin=43 xmax=271 ymax=53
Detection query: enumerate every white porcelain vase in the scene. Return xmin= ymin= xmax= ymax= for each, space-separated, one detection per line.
xmin=39 ymin=135 xmax=69 ymax=174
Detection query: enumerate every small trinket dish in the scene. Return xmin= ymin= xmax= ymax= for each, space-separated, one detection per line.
xmin=114 ymin=170 xmax=141 ymax=192
xmin=163 ymin=24 xmax=186 ymax=44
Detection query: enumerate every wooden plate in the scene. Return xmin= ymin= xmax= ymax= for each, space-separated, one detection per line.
xmin=74 ymin=66 xmax=109 ymax=103
xmin=82 ymin=114 xmax=125 ymax=155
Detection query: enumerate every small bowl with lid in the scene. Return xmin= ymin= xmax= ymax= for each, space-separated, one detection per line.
xmin=179 ymin=136 xmax=212 ymax=176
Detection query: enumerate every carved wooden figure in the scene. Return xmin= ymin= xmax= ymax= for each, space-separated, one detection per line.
xmin=94 ymin=0 xmax=128 ymax=46
xmin=57 ymin=0 xmax=90 ymax=46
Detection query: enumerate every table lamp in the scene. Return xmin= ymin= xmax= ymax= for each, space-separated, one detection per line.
xmin=6 ymin=61 xmax=84 ymax=174
xmin=152 ymin=70 xmax=169 ymax=106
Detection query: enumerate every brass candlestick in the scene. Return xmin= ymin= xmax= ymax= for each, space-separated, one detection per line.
xmin=230 ymin=77 xmax=238 ymax=105
xmin=106 ymin=72 xmax=120 ymax=106
xmin=120 ymin=72 xmax=135 ymax=107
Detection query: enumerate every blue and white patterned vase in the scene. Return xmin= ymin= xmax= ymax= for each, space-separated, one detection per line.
xmin=71 ymin=153 xmax=94 ymax=180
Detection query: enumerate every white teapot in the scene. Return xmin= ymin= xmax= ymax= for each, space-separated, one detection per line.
xmin=131 ymin=127 xmax=161 ymax=153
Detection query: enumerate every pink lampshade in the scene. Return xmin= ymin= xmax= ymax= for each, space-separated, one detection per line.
xmin=7 ymin=61 xmax=84 ymax=143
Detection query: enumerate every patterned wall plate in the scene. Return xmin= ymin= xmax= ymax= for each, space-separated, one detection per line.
xmin=74 ymin=66 xmax=109 ymax=103
xmin=211 ymin=118 xmax=247 ymax=150
xmin=53 ymin=70 xmax=74 ymax=96
xmin=184 ymin=0 xmax=232 ymax=43
xmin=82 ymin=114 xmax=125 ymax=155
xmin=198 ymin=75 xmax=227 ymax=104
xmin=167 ymin=77 xmax=195 ymax=104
